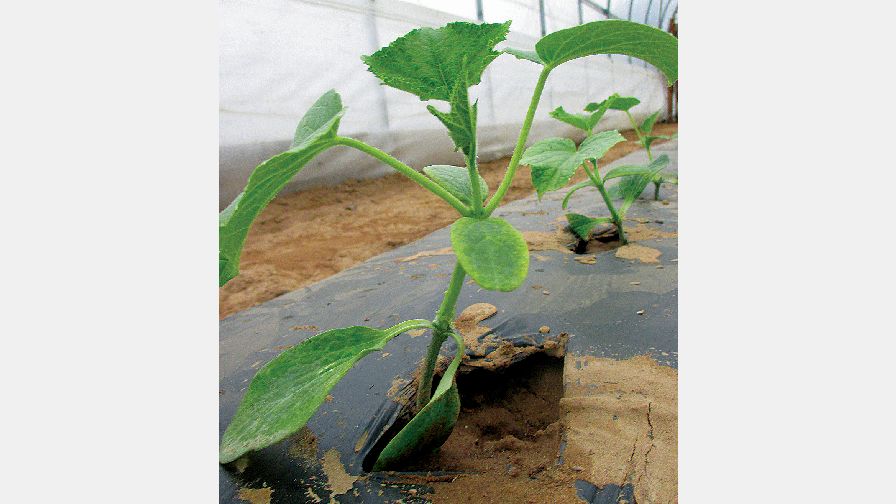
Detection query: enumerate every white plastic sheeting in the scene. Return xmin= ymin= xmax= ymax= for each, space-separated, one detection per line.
xmin=220 ymin=0 xmax=671 ymax=208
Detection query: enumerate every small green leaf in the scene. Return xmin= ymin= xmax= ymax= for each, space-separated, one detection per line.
xmin=522 ymin=131 xmax=624 ymax=199
xmin=604 ymin=164 xmax=656 ymax=181
xmin=427 ymin=79 xmax=477 ymax=156
xmin=614 ymin=155 xmax=670 ymax=216
xmin=578 ymin=130 xmax=626 ymax=160
xmin=423 ymin=165 xmax=489 ymax=206
xmin=521 ymin=138 xmax=580 ymax=198
xmin=219 ymin=320 xmax=430 ymax=463
xmin=219 ymin=90 xmax=345 ymax=286
xmin=586 ymin=94 xmax=641 ymax=112
xmin=566 ymin=213 xmax=613 ymax=241
xmin=549 ymin=106 xmax=591 ymax=131
xmin=451 ymin=217 xmax=529 ymax=292
xmin=373 ymin=331 xmax=465 ymax=470
xmin=640 ymin=111 xmax=661 ymax=134
xmin=642 ymin=134 xmax=674 ymax=150
xmin=561 ymin=180 xmax=596 ymax=210
xmin=502 ymin=47 xmax=543 ymax=65
xmin=655 ymin=173 xmax=678 ymax=185
xmin=362 ymin=21 xmax=511 ymax=101
xmin=536 ymin=20 xmax=678 ymax=84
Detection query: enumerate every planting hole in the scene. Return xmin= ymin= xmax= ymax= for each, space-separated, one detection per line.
xmin=568 ymin=223 xmax=623 ymax=255
xmin=366 ymin=354 xmax=586 ymax=502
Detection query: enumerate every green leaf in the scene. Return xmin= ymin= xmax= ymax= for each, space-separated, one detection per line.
xmin=579 ymin=130 xmax=627 ymax=160
xmin=561 ymin=180 xmax=596 ymax=210
xmin=502 ymin=47 xmax=543 ymax=65
xmin=615 ymin=154 xmax=670 ymax=216
xmin=362 ymin=21 xmax=511 ymax=101
xmin=522 ymin=131 xmax=624 ymax=199
xmin=219 ymin=90 xmax=345 ymax=287
xmin=640 ymin=111 xmax=661 ymax=134
xmin=373 ymin=331 xmax=464 ymax=470
xmin=451 ymin=217 xmax=529 ymax=292
xmin=655 ymin=173 xmax=678 ymax=185
xmin=549 ymin=106 xmax=591 ymax=131
xmin=423 ymin=165 xmax=489 ymax=206
xmin=535 ymin=20 xmax=678 ymax=84
xmin=643 ymin=134 xmax=673 ymax=150
xmin=521 ymin=138 xmax=580 ymax=198
xmin=585 ymin=94 xmax=640 ymax=113
xmin=219 ymin=320 xmax=430 ymax=463
xmin=566 ymin=213 xmax=613 ymax=241
xmin=427 ymin=80 xmax=477 ymax=156
xmin=603 ymin=164 xmax=656 ymax=181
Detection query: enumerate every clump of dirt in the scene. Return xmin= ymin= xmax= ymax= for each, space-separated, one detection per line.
xmin=219 ymin=125 xmax=677 ymax=318
xmin=401 ymin=354 xmax=582 ymax=504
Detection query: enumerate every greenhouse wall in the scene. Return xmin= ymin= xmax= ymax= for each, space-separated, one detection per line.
xmin=220 ymin=0 xmax=673 ymax=208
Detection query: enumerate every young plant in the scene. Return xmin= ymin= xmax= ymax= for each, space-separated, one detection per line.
xmin=218 ymin=20 xmax=677 ymax=469
xmin=586 ymin=94 xmax=677 ymax=199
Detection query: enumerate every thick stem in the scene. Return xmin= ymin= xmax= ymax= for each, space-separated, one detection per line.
xmin=334 ymin=136 xmax=471 ymax=216
xmin=654 ymin=181 xmax=661 ymax=200
xmin=484 ymin=66 xmax=552 ymax=215
xmin=417 ymin=262 xmax=466 ymax=410
xmin=583 ymin=161 xmax=627 ymax=245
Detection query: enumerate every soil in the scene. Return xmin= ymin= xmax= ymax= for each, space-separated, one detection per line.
xmin=373 ymin=353 xmax=678 ymax=504
xmin=399 ymin=354 xmax=583 ymax=504
xmin=219 ymin=124 xmax=677 ymax=318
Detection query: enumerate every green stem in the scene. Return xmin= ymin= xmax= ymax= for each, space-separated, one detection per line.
xmin=483 ymin=66 xmax=552 ymax=215
xmin=417 ymin=262 xmax=466 ymax=410
xmin=625 ymin=111 xmax=653 ymax=162
xmin=583 ymin=160 xmax=627 ymax=245
xmin=654 ymin=181 xmax=661 ymax=201
xmin=334 ymin=136 xmax=472 ymax=216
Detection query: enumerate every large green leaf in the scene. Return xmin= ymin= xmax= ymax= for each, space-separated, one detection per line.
xmin=566 ymin=213 xmax=613 ymax=241
xmin=502 ymin=47 xmax=543 ymax=65
xmin=427 ymin=80 xmax=478 ymax=156
xmin=522 ymin=131 xmax=625 ymax=198
xmin=423 ymin=165 xmax=489 ymax=206
xmin=219 ymin=320 xmax=430 ymax=464
xmin=362 ymin=21 xmax=511 ymax=101
xmin=450 ymin=217 xmax=529 ymax=292
xmin=373 ymin=331 xmax=464 ymax=470
xmin=219 ymin=90 xmax=345 ymax=286
xmin=586 ymin=94 xmax=641 ymax=113
xmin=535 ymin=20 xmax=678 ymax=84
xmin=561 ymin=179 xmax=596 ymax=210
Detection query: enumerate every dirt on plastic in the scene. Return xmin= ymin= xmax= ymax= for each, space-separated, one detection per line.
xmin=219 ymin=124 xmax=677 ymax=318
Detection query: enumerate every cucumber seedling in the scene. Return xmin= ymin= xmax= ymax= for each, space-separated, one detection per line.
xmin=586 ymin=94 xmax=677 ymax=199
xmin=218 ymin=20 xmax=677 ymax=469
xmin=523 ymin=94 xmax=672 ymax=243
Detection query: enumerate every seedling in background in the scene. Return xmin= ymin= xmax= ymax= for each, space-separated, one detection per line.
xmin=218 ymin=20 xmax=677 ymax=469
xmin=586 ymin=94 xmax=677 ymax=199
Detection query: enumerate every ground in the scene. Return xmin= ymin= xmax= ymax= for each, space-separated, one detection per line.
xmin=219 ymin=123 xmax=677 ymax=318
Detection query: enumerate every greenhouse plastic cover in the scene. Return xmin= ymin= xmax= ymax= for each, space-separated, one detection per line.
xmin=220 ymin=0 xmax=673 ymax=209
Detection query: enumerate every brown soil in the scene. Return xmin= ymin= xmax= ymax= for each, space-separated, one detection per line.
xmin=563 ymin=355 xmax=678 ymax=504
xmin=377 ymin=353 xmax=678 ymax=504
xmin=219 ymin=124 xmax=677 ymax=318
xmin=401 ymin=354 xmax=583 ymax=504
